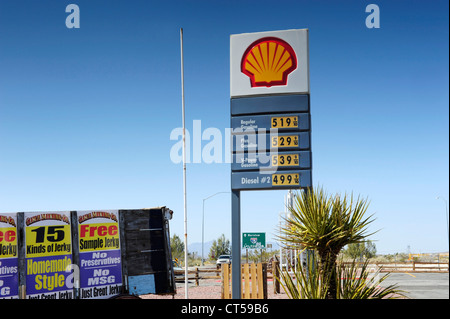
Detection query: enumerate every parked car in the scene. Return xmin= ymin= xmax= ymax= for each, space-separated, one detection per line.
xmin=216 ymin=255 xmax=232 ymax=268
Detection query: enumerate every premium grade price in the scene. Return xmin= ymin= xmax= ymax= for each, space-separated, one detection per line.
xmin=271 ymin=154 xmax=299 ymax=167
xmin=272 ymin=173 xmax=299 ymax=186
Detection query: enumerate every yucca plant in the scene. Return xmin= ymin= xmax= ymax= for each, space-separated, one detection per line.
xmin=277 ymin=254 xmax=406 ymax=299
xmin=277 ymin=252 xmax=329 ymax=299
xmin=278 ymin=187 xmax=376 ymax=299
xmin=336 ymin=259 xmax=406 ymax=299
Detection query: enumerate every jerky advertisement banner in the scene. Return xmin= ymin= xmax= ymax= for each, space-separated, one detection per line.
xmin=0 ymin=213 xmax=18 ymax=299
xmin=77 ymin=210 xmax=122 ymax=299
xmin=24 ymin=212 xmax=73 ymax=299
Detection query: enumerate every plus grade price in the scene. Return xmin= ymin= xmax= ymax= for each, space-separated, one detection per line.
xmin=271 ymin=135 xmax=298 ymax=148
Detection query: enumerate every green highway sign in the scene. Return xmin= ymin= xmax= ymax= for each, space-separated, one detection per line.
xmin=242 ymin=232 xmax=266 ymax=249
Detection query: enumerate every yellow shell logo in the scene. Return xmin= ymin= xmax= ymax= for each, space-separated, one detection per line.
xmin=241 ymin=37 xmax=297 ymax=88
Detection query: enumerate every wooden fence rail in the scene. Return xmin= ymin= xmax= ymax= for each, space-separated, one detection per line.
xmin=372 ymin=262 xmax=449 ymax=273
xmin=174 ymin=268 xmax=222 ymax=286
xmin=337 ymin=261 xmax=449 ymax=273
xmin=174 ymin=261 xmax=448 ymax=287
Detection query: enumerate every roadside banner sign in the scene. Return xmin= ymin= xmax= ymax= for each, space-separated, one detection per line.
xmin=77 ymin=210 xmax=122 ymax=299
xmin=0 ymin=207 xmax=175 ymax=299
xmin=24 ymin=211 xmax=73 ymax=299
xmin=0 ymin=213 xmax=19 ymax=299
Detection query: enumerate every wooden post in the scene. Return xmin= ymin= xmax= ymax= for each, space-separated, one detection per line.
xmin=195 ymin=267 xmax=199 ymax=286
xmin=272 ymin=260 xmax=280 ymax=294
xmin=250 ymin=263 xmax=257 ymax=298
xmin=256 ymin=263 xmax=263 ymax=299
xmin=261 ymin=263 xmax=268 ymax=299
xmin=243 ymin=264 xmax=250 ymax=298
xmin=221 ymin=264 xmax=231 ymax=299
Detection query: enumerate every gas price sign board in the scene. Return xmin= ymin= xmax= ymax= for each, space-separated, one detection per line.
xmin=24 ymin=212 xmax=73 ymax=299
xmin=230 ymin=31 xmax=312 ymax=191
xmin=232 ymin=28 xmax=315 ymax=299
xmin=77 ymin=210 xmax=122 ymax=299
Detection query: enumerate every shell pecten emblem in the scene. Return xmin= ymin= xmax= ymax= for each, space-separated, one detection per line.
xmin=241 ymin=37 xmax=297 ymax=88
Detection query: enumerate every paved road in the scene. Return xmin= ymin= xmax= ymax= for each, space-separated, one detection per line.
xmin=381 ymin=272 xmax=449 ymax=299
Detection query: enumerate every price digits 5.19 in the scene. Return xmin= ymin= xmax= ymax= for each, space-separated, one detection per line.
xmin=271 ymin=116 xmax=298 ymax=128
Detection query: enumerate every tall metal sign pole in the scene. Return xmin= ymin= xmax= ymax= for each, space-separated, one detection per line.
xmin=180 ymin=28 xmax=189 ymax=299
xmin=230 ymin=29 xmax=311 ymax=299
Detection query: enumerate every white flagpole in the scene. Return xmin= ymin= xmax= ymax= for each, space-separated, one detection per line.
xmin=180 ymin=27 xmax=189 ymax=299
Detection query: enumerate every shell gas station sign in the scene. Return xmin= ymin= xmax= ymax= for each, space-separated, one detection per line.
xmin=230 ymin=29 xmax=309 ymax=97
xmin=230 ymin=29 xmax=312 ymax=299
xmin=230 ymin=29 xmax=312 ymax=190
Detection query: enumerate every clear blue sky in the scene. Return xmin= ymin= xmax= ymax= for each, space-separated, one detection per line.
xmin=0 ymin=0 xmax=448 ymax=254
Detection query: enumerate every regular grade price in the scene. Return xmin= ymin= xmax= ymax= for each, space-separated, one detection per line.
xmin=271 ymin=116 xmax=298 ymax=128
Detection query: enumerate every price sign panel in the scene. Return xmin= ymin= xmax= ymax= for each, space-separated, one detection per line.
xmin=232 ymin=113 xmax=310 ymax=132
xmin=24 ymin=212 xmax=73 ymax=299
xmin=233 ymin=131 xmax=310 ymax=153
xmin=232 ymin=151 xmax=311 ymax=171
xmin=231 ymin=170 xmax=311 ymax=190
